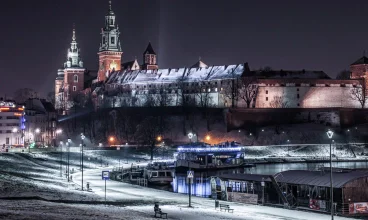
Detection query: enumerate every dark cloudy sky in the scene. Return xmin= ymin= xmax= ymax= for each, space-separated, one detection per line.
xmin=1 ymin=0 xmax=368 ymax=97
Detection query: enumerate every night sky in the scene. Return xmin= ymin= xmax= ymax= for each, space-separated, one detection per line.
xmin=1 ymin=0 xmax=368 ymax=97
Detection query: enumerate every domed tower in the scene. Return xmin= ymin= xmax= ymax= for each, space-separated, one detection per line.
xmin=97 ymin=1 xmax=123 ymax=82
xmin=142 ymin=42 xmax=158 ymax=70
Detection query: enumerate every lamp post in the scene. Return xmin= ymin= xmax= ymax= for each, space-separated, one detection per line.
xmin=326 ymin=130 xmax=334 ymax=220
xmin=67 ymin=138 xmax=71 ymax=182
xmin=81 ymin=133 xmax=85 ymax=190
xmin=12 ymin=128 xmax=18 ymax=147
xmin=35 ymin=128 xmax=40 ymax=147
xmin=59 ymin=141 xmax=63 ymax=177
xmin=188 ymin=133 xmax=193 ymax=143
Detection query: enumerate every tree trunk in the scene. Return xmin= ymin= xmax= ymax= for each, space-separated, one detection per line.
xmin=150 ymin=144 xmax=154 ymax=160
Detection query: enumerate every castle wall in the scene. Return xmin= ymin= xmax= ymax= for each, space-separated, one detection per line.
xmin=256 ymin=85 xmax=361 ymax=108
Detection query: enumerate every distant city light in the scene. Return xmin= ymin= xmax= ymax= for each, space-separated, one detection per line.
xmin=35 ymin=128 xmax=40 ymax=133
xmin=157 ymin=136 xmax=162 ymax=141
xmin=205 ymin=135 xmax=211 ymax=141
xmin=12 ymin=128 xmax=18 ymax=133
xmin=56 ymin=129 xmax=62 ymax=134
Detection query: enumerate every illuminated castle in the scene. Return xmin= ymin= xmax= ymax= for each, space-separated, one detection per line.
xmin=55 ymin=1 xmax=367 ymax=113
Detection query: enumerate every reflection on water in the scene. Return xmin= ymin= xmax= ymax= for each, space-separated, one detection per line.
xmin=172 ymin=161 xmax=368 ymax=197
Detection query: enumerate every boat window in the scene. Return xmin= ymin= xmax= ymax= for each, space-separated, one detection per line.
xmin=159 ymin=172 xmax=166 ymax=177
xmin=152 ymin=171 xmax=158 ymax=177
xmin=166 ymin=172 xmax=171 ymax=177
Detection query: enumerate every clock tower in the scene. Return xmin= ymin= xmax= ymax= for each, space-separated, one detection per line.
xmin=98 ymin=1 xmax=123 ymax=82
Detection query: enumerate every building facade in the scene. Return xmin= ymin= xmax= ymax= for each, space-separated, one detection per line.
xmin=24 ymin=99 xmax=57 ymax=147
xmin=0 ymin=100 xmax=25 ymax=149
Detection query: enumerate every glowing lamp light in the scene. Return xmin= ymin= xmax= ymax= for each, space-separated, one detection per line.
xmin=56 ymin=129 xmax=62 ymax=134
xmin=205 ymin=135 xmax=211 ymax=141
xmin=326 ymin=130 xmax=334 ymax=139
xmin=81 ymin=133 xmax=85 ymax=140
xmin=187 ymin=133 xmax=194 ymax=139
xmin=35 ymin=128 xmax=40 ymax=133
xmin=12 ymin=128 xmax=18 ymax=133
xmin=67 ymin=138 xmax=72 ymax=143
xmin=109 ymin=136 xmax=115 ymax=142
xmin=157 ymin=136 xmax=162 ymax=142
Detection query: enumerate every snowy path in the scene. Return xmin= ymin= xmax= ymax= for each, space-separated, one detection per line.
xmin=72 ymin=168 xmax=351 ymax=220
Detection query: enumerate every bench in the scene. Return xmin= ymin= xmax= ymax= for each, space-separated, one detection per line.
xmin=219 ymin=204 xmax=234 ymax=213
xmin=154 ymin=206 xmax=167 ymax=219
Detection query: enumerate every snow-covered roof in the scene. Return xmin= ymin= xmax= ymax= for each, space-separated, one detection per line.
xmin=275 ymin=169 xmax=368 ymax=188
xmin=106 ymin=63 xmax=246 ymax=85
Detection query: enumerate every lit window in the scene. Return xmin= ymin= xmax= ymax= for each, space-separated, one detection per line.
xmin=215 ymin=88 xmax=218 ymax=92
xmin=74 ymin=75 xmax=78 ymax=82
xmin=73 ymin=86 xmax=76 ymax=91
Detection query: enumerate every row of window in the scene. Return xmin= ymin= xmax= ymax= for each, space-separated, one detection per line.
xmin=0 ymin=123 xmax=19 ymax=126
xmin=0 ymin=116 xmax=20 ymax=120
xmin=134 ymin=81 xmax=230 ymax=89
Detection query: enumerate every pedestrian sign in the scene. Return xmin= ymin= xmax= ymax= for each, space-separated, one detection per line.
xmin=102 ymin=171 xmax=109 ymax=180
xmin=187 ymin=170 xmax=194 ymax=178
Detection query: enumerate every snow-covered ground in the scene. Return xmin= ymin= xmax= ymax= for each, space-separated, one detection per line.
xmin=0 ymin=151 xmax=353 ymax=219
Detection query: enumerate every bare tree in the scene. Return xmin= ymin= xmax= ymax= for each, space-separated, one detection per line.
xmin=14 ymin=88 xmax=39 ymax=104
xmin=223 ymin=68 xmax=241 ymax=108
xmin=351 ymin=80 xmax=367 ymax=108
xmin=156 ymin=89 xmax=174 ymax=107
xmin=336 ymin=70 xmax=351 ymax=80
xmin=269 ymin=96 xmax=289 ymax=108
xmin=136 ymin=116 xmax=163 ymax=160
xmin=47 ymin=91 xmax=56 ymax=106
xmin=238 ymin=77 xmax=258 ymax=108
xmin=195 ymin=80 xmax=215 ymax=131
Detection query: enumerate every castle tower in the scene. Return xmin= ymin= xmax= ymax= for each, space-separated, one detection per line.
xmin=350 ymin=55 xmax=368 ymax=80
xmin=98 ymin=1 xmax=123 ymax=82
xmin=63 ymin=27 xmax=85 ymax=107
xmin=142 ymin=42 xmax=158 ymax=70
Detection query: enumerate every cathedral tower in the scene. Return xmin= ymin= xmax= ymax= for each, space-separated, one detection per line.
xmin=63 ymin=27 xmax=85 ymax=110
xmin=98 ymin=1 xmax=123 ymax=82
xmin=142 ymin=42 xmax=158 ymax=70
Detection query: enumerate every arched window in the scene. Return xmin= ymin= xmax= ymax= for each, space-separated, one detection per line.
xmin=74 ymin=75 xmax=78 ymax=82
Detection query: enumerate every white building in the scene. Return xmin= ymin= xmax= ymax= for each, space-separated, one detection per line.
xmin=0 ymin=100 xmax=25 ymax=149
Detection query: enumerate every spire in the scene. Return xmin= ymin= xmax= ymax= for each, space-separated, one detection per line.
xmin=144 ymin=42 xmax=156 ymax=55
xmin=64 ymin=25 xmax=83 ymax=68
xmin=72 ymin=23 xmax=76 ymax=41
xmin=109 ymin=1 xmax=112 ymax=11
xmin=364 ymin=50 xmax=366 ymax=57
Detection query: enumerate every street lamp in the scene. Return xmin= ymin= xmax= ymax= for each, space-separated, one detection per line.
xmin=157 ymin=136 xmax=162 ymax=142
xmin=81 ymin=133 xmax=85 ymax=191
xmin=67 ymin=138 xmax=71 ymax=182
xmin=205 ymin=135 xmax=211 ymax=141
xmin=109 ymin=136 xmax=115 ymax=145
xmin=188 ymin=133 xmax=193 ymax=143
xmin=326 ymin=130 xmax=334 ymax=220
xmin=59 ymin=141 xmax=63 ymax=177
xmin=12 ymin=128 xmax=18 ymax=147
xmin=35 ymin=128 xmax=40 ymax=147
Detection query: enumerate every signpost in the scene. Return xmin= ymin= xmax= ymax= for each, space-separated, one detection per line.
xmin=102 ymin=171 xmax=109 ymax=202
xmin=187 ymin=170 xmax=194 ymax=207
